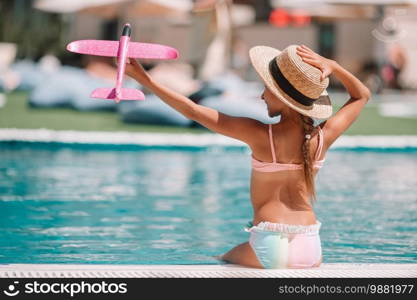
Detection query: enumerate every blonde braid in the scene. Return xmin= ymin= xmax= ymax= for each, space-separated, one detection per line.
xmin=300 ymin=114 xmax=317 ymax=203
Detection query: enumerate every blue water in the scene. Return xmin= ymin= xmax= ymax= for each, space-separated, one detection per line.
xmin=0 ymin=142 xmax=416 ymax=265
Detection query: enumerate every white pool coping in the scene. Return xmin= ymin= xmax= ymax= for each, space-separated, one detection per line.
xmin=0 ymin=263 xmax=416 ymax=278
xmin=1 ymin=128 xmax=417 ymax=148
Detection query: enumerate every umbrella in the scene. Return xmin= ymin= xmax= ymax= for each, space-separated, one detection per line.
xmin=272 ymin=0 xmax=417 ymax=7
xmin=34 ymin=0 xmax=131 ymax=14
xmin=34 ymin=0 xmax=190 ymax=18
xmin=271 ymin=0 xmax=417 ymax=19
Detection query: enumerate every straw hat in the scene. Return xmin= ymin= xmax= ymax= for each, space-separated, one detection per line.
xmin=249 ymin=44 xmax=333 ymax=120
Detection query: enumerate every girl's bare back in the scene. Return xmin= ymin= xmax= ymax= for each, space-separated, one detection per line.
xmin=249 ymin=122 xmax=327 ymax=226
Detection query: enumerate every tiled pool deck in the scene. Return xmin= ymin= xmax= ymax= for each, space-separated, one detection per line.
xmin=1 ymin=263 xmax=416 ymax=278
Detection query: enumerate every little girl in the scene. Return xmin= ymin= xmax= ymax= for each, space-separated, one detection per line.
xmin=124 ymin=44 xmax=371 ymax=269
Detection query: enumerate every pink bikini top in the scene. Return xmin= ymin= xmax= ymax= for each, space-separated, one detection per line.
xmin=251 ymin=124 xmax=325 ymax=172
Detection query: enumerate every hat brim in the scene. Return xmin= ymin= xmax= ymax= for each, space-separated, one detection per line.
xmin=249 ymin=46 xmax=333 ymax=120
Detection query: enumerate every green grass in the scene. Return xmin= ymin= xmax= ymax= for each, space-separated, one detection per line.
xmin=0 ymin=91 xmax=416 ymax=135
xmin=0 ymin=91 xmax=206 ymax=134
xmin=347 ymin=104 xmax=417 ymax=135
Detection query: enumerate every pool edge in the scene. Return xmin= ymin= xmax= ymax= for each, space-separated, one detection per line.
xmin=1 ymin=128 xmax=417 ymax=148
xmin=1 ymin=263 xmax=416 ymax=278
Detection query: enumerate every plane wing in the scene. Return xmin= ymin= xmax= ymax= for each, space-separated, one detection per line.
xmin=67 ymin=40 xmax=178 ymax=59
xmin=67 ymin=40 xmax=119 ymax=57
xmin=127 ymin=42 xmax=178 ymax=59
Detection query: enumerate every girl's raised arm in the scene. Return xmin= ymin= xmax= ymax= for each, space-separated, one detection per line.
xmin=125 ymin=59 xmax=263 ymax=145
xmin=296 ymin=45 xmax=371 ymax=148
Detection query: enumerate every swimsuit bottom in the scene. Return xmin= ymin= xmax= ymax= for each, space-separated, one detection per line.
xmin=244 ymin=220 xmax=322 ymax=269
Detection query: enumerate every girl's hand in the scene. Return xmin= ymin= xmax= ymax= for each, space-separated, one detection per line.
xmin=125 ymin=58 xmax=152 ymax=85
xmin=296 ymin=45 xmax=336 ymax=80
xmin=115 ymin=58 xmax=152 ymax=86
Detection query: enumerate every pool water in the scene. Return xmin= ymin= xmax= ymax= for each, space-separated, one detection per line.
xmin=0 ymin=142 xmax=416 ymax=265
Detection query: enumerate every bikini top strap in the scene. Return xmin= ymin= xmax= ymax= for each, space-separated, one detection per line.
xmin=268 ymin=124 xmax=277 ymax=163
xmin=315 ymin=126 xmax=324 ymax=160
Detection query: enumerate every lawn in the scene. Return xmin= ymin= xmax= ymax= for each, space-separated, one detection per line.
xmin=0 ymin=91 xmax=206 ymax=134
xmin=0 ymin=91 xmax=416 ymax=135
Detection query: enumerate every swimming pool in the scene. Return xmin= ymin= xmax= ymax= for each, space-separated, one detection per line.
xmin=0 ymin=141 xmax=416 ymax=265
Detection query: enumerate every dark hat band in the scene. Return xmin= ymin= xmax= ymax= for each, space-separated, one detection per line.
xmin=269 ymin=57 xmax=317 ymax=107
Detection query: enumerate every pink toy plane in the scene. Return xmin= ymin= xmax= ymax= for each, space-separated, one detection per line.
xmin=66 ymin=23 xmax=178 ymax=103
